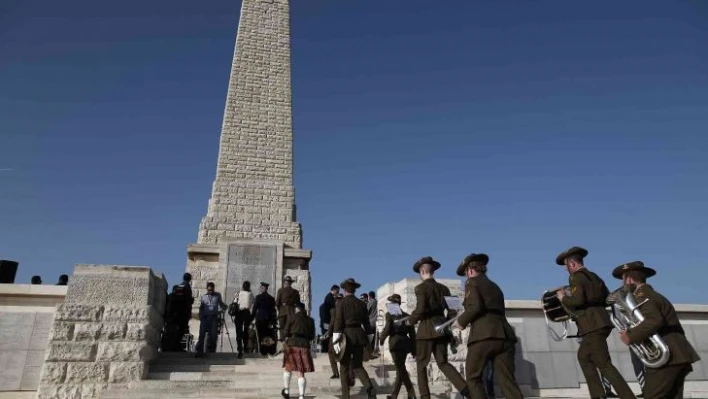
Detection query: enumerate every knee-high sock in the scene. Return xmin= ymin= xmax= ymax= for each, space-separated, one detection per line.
xmin=283 ymin=371 xmax=292 ymax=393
xmin=298 ymin=377 xmax=306 ymax=396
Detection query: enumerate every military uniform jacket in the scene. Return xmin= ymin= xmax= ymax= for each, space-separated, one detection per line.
xmin=252 ymin=292 xmax=277 ymax=322
xmin=285 ymin=311 xmax=316 ymax=348
xmin=627 ymin=284 xmax=700 ymax=367
xmin=333 ymin=295 xmax=373 ymax=347
xmin=408 ymin=279 xmax=456 ymax=340
xmin=561 ymin=268 xmax=612 ymax=335
xmin=275 ymin=286 xmax=301 ymax=317
xmin=379 ymin=311 xmax=416 ymax=353
xmin=457 ymin=274 xmax=517 ymax=344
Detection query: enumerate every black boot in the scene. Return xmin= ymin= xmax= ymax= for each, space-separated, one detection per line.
xmin=366 ymin=385 xmax=376 ymax=398
xmin=460 ymin=386 xmax=471 ymax=398
xmin=281 ymin=388 xmax=289 ymax=399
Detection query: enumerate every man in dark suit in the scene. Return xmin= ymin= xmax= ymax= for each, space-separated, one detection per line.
xmin=453 ymin=253 xmax=523 ymax=399
xmin=407 ymin=256 xmax=469 ymax=399
xmin=332 ymin=278 xmax=376 ymax=399
xmin=320 ymin=284 xmax=340 ymax=352
xmin=379 ymin=293 xmax=416 ymax=399
xmin=252 ymin=281 xmax=277 ymax=356
xmin=555 ymin=246 xmax=635 ymax=399
xmin=613 ymin=261 xmax=701 ymax=399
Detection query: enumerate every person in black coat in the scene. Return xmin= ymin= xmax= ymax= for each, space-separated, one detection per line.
xmin=252 ymin=281 xmax=278 ymax=356
xmin=319 ymin=284 xmax=340 ymax=352
xmin=379 ymin=293 xmax=416 ymax=399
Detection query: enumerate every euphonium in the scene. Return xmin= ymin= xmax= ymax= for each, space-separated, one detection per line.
xmin=607 ymin=285 xmax=670 ymax=368
xmin=541 ymin=285 xmax=577 ymax=341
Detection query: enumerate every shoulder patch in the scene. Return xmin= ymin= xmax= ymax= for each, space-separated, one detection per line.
xmin=571 ymin=286 xmax=578 ymax=295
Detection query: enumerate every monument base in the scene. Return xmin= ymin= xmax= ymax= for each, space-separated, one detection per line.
xmin=186 ymin=239 xmax=312 ymax=353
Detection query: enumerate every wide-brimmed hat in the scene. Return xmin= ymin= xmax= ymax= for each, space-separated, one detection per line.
xmin=283 ymin=276 xmax=294 ymax=283
xmin=555 ymin=246 xmax=589 ymax=266
xmin=611 ymin=261 xmax=657 ymax=279
xmin=456 ymin=253 xmax=489 ymax=276
xmin=387 ymin=293 xmax=402 ymax=304
xmin=340 ymin=278 xmax=361 ymax=291
xmin=413 ymin=256 xmax=441 ymax=273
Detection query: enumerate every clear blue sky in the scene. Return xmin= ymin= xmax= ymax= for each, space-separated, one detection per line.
xmin=1 ymin=1 xmax=707 ymax=312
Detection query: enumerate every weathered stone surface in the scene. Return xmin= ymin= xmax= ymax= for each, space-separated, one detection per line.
xmin=81 ymin=383 xmax=109 ymax=399
xmin=96 ymin=342 xmax=156 ymax=362
xmin=74 ymin=323 xmax=127 ymax=341
xmin=40 ymin=362 xmax=67 ymax=384
xmin=49 ymin=322 xmax=74 ymax=342
xmin=46 ymin=343 xmax=97 ymax=362
xmin=55 ymin=304 xmax=103 ymax=322
xmin=103 ymin=306 xmax=161 ymax=325
xmin=66 ymin=362 xmax=108 ymax=383
xmin=108 ymin=362 xmax=146 ymax=383
xmin=37 ymin=384 xmax=82 ymax=399
xmin=195 ymin=0 xmax=302 ymax=249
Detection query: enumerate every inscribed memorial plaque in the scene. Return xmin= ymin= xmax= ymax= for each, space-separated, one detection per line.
xmin=225 ymin=243 xmax=277 ymax=302
xmin=0 ymin=312 xmax=53 ymax=391
xmin=0 ymin=312 xmax=35 ymax=350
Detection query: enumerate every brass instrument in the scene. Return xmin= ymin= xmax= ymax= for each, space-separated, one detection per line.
xmin=608 ymin=285 xmax=670 ymax=368
xmin=433 ymin=312 xmax=464 ymax=335
xmin=541 ymin=285 xmax=577 ymax=341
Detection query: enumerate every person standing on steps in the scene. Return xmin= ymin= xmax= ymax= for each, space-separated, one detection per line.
xmin=252 ymin=281 xmax=278 ymax=356
xmin=453 ymin=253 xmax=523 ymax=399
xmin=276 ymin=276 xmax=301 ymax=343
xmin=407 ymin=256 xmax=470 ymax=399
xmin=379 ymin=293 xmax=416 ymax=399
xmin=281 ymin=301 xmax=316 ymax=399
xmin=332 ymin=277 xmax=377 ymax=399
xmin=555 ymin=246 xmax=635 ymax=399
xmin=320 ymin=284 xmax=340 ymax=354
xmin=195 ymin=281 xmax=227 ymax=357
xmin=234 ymin=280 xmax=254 ymax=359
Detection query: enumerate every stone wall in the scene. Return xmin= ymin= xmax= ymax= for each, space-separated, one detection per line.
xmin=197 ymin=0 xmax=302 ymax=248
xmin=36 ymin=265 xmax=167 ymax=399
xmin=0 ymin=285 xmax=66 ymax=396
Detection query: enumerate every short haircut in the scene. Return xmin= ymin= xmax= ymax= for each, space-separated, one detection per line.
xmin=330 ymin=284 xmax=340 ymax=291
xmin=206 ymin=281 xmax=215 ymax=289
xmin=368 ymin=291 xmax=375 ymax=299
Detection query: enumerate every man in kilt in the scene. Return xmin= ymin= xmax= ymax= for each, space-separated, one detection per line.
xmin=281 ymin=301 xmax=316 ymax=399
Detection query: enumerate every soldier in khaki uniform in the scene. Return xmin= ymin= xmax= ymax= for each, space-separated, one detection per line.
xmin=332 ymin=278 xmax=376 ymax=399
xmin=612 ymin=261 xmax=701 ymax=399
xmin=276 ymin=276 xmax=301 ymax=342
xmin=407 ymin=256 xmax=469 ymax=399
xmin=453 ymin=253 xmax=523 ymax=399
xmin=555 ymin=246 xmax=635 ymax=399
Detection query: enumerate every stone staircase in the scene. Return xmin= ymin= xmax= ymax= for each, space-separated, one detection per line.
xmin=100 ymin=352 xmax=455 ymax=399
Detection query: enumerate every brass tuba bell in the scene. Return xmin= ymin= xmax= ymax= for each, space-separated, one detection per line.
xmin=608 ymin=285 xmax=670 ymax=368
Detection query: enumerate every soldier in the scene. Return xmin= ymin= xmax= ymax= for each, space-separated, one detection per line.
xmin=379 ymin=293 xmax=416 ymax=399
xmin=407 ymin=256 xmax=469 ymax=399
xmin=555 ymin=246 xmax=635 ymax=399
xmin=276 ymin=276 xmax=301 ymax=342
xmin=332 ymin=278 xmax=377 ymax=399
xmin=281 ymin=301 xmax=316 ymax=399
xmin=452 ymin=253 xmax=523 ymax=399
xmin=612 ymin=261 xmax=701 ymax=399
xmin=252 ymin=281 xmax=278 ymax=356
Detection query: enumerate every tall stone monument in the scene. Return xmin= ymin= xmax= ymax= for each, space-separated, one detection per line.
xmin=185 ymin=0 xmax=313 ymax=337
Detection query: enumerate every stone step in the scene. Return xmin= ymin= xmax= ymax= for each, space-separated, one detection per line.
xmin=101 ymin=387 xmax=455 ymax=399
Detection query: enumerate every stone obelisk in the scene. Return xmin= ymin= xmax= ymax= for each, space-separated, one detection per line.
xmin=186 ymin=0 xmax=312 ymax=338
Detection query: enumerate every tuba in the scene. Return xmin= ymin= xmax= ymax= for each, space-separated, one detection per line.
xmin=607 ymin=285 xmax=670 ymax=368
xmin=541 ymin=285 xmax=577 ymax=341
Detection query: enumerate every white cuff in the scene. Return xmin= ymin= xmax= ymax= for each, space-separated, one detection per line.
xmin=332 ymin=332 xmax=342 ymax=343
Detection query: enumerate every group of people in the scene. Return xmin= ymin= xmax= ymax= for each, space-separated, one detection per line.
xmin=166 ymin=244 xmax=701 ymax=399
xmin=332 ymin=246 xmax=700 ymax=399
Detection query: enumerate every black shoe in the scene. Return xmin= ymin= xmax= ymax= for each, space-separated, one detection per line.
xmin=637 ymin=394 xmax=644 ymax=398
xmin=606 ymin=391 xmax=619 ymax=398
xmin=330 ymin=374 xmax=339 ymax=379
xmin=237 ymin=352 xmax=243 ymax=359
xmin=194 ymin=352 xmax=203 ymax=358
xmin=281 ymin=388 xmax=289 ymax=399
xmin=460 ymin=387 xmax=471 ymax=398
xmin=366 ymin=385 xmax=376 ymax=399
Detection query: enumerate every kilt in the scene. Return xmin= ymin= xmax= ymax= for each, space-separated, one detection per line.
xmin=283 ymin=346 xmax=315 ymax=373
